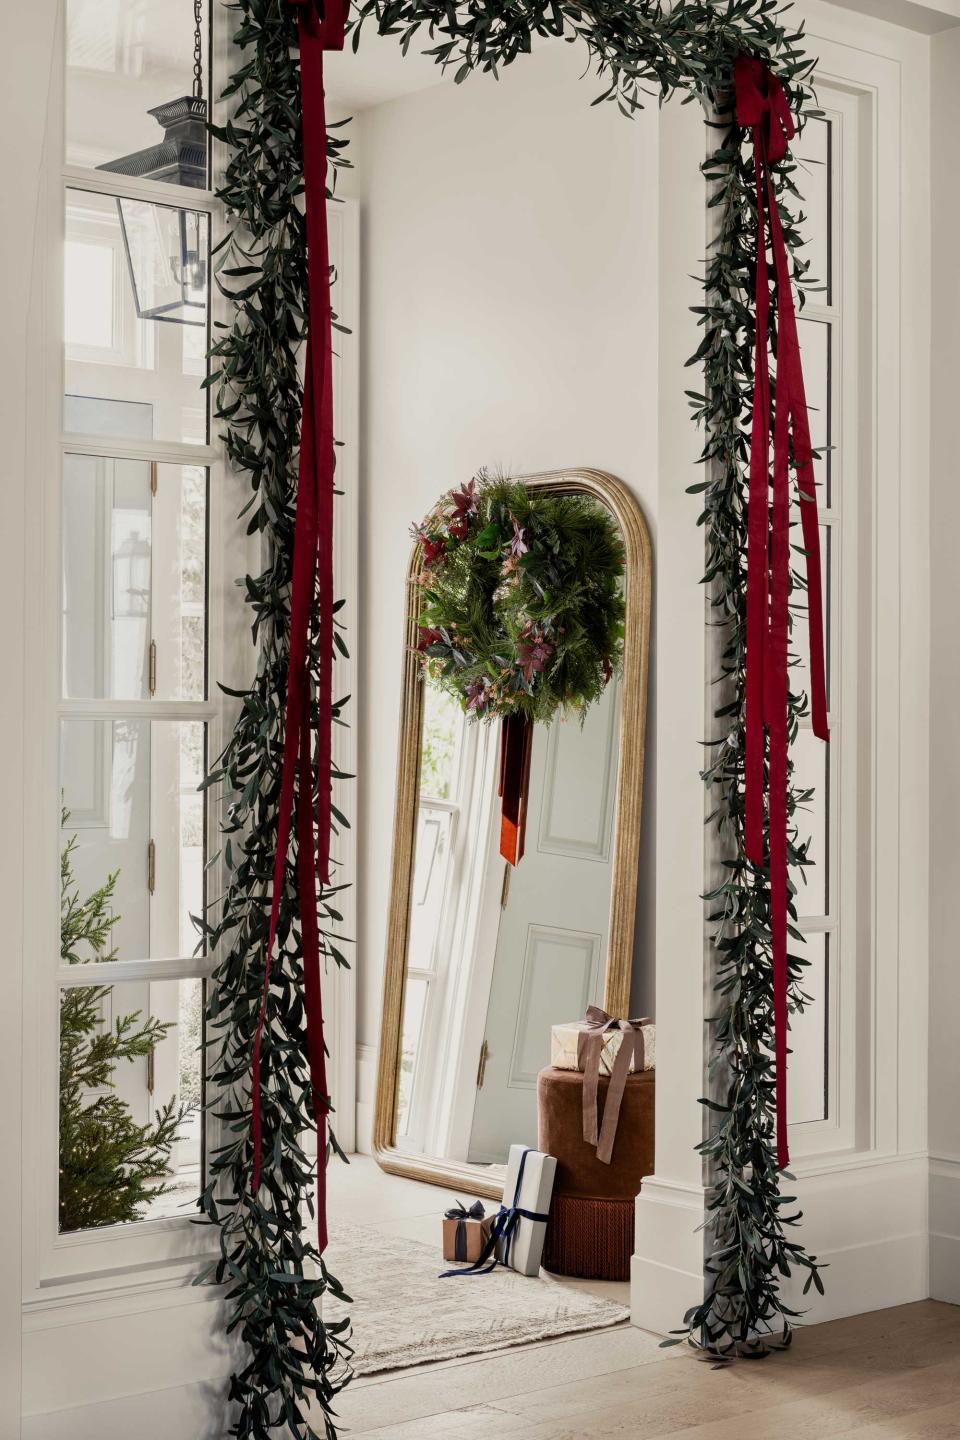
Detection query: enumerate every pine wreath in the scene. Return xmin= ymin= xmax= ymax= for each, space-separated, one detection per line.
xmin=412 ymin=474 xmax=626 ymax=725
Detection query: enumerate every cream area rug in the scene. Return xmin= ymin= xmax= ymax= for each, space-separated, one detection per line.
xmin=322 ymin=1220 xmax=629 ymax=1376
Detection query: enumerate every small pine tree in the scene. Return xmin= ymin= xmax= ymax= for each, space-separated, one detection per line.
xmin=59 ymin=816 xmax=186 ymax=1232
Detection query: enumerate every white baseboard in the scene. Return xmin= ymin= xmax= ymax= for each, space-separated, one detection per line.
xmin=356 ymin=1042 xmax=377 ymax=1156
xmin=780 ymin=1154 xmax=929 ymax=1324
xmin=22 ymin=1378 xmax=227 ymax=1440
xmin=21 ymin=1286 xmax=238 ymax=1421
xmin=930 ymin=1156 xmax=960 ymax=1305
xmin=633 ymin=1155 xmax=934 ymax=1338
xmin=631 ymin=1176 xmax=706 ymax=1335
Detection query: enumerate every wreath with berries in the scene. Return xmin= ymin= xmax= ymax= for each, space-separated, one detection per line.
xmin=411 ymin=474 xmax=626 ymax=724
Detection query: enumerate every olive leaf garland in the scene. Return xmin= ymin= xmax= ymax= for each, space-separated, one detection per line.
xmin=203 ymin=0 xmax=825 ymax=1432
xmin=412 ymin=474 xmax=626 ymax=724
xmin=196 ymin=3 xmax=353 ymax=1438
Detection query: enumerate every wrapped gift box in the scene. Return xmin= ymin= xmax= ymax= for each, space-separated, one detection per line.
xmin=495 ymin=1144 xmax=557 ymax=1277
xmin=442 ymin=1204 xmax=494 ymax=1264
xmin=550 ymin=1018 xmax=656 ymax=1076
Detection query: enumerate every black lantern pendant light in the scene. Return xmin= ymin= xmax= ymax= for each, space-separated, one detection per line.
xmin=98 ymin=1 xmax=208 ymax=327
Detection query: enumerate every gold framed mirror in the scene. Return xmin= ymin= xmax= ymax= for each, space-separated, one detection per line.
xmin=374 ymin=469 xmax=652 ymax=1197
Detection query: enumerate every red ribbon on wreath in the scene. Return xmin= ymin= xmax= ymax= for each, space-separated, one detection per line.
xmin=735 ymin=58 xmax=829 ymax=1170
xmin=249 ymin=0 xmax=344 ymax=1253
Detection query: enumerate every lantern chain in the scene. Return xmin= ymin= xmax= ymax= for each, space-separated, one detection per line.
xmin=192 ymin=0 xmax=203 ymax=101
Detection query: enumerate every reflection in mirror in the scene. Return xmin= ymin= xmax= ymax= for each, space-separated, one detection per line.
xmin=58 ymin=979 xmax=203 ymax=1232
xmin=60 ymin=720 xmax=206 ymax=962
xmin=399 ymin=679 xmax=622 ymax=1167
xmin=377 ymin=471 xmax=651 ymax=1193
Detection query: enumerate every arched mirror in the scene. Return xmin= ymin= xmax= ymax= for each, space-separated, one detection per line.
xmin=374 ymin=468 xmax=651 ymax=1197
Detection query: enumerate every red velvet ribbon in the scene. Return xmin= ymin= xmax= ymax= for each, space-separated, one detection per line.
xmin=498 ymin=714 xmax=533 ymax=866
xmin=735 ymin=58 xmax=829 ymax=1170
xmin=250 ymin=0 xmax=344 ymax=1253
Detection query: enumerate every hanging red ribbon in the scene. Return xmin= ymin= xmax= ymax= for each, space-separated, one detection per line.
xmin=498 ymin=714 xmax=534 ymax=866
xmin=250 ymin=0 xmax=344 ymax=1253
xmin=735 ymin=58 xmax=829 ymax=1170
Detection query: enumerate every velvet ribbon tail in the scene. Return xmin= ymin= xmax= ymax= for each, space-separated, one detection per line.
xmin=249 ymin=0 xmax=344 ymax=1253
xmin=576 ymin=1007 xmax=650 ymax=1165
xmin=498 ymin=713 xmax=534 ymax=865
xmin=736 ymin=57 xmax=830 ymax=1171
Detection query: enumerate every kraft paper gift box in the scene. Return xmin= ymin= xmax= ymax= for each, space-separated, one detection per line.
xmin=550 ymin=1017 xmax=656 ymax=1076
xmin=495 ymin=1144 xmax=557 ymax=1277
xmin=442 ymin=1202 xmax=494 ymax=1264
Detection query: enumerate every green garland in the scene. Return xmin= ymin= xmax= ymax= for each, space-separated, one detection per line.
xmin=197 ymin=5 xmax=352 ymax=1437
xmin=413 ymin=474 xmax=625 ymax=724
xmin=205 ymin=0 xmax=825 ymax=1432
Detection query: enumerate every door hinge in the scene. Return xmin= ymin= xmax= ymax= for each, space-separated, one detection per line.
xmin=148 ymin=638 xmax=157 ymax=696
xmin=147 ymin=838 xmax=156 ymax=896
xmin=147 ymin=1046 xmax=155 ymax=1095
xmin=500 ymin=862 xmax=511 ymax=910
xmin=476 ymin=1039 xmax=489 ymax=1089
xmin=150 ymin=461 xmax=158 ymax=497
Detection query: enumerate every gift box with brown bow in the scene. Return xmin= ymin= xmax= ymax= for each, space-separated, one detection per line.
xmin=442 ymin=1200 xmax=494 ymax=1264
xmin=550 ymin=1007 xmax=656 ymax=1077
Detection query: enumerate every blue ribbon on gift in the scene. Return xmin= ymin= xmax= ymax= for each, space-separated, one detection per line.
xmin=444 ymin=1198 xmax=485 ymax=1262
xmin=439 ymin=1147 xmax=550 ymax=1278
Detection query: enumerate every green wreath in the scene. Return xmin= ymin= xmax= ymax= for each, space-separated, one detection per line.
xmin=412 ymin=475 xmax=625 ymax=724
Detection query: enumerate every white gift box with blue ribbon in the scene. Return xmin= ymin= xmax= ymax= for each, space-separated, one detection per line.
xmin=496 ymin=1144 xmax=557 ymax=1277
xmin=439 ymin=1144 xmax=557 ymax=1279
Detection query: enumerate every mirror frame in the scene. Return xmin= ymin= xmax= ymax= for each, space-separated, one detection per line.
xmin=373 ymin=469 xmax=652 ymax=1198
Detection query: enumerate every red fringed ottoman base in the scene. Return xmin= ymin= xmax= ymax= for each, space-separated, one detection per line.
xmin=541 ymin=1193 xmax=635 ymax=1281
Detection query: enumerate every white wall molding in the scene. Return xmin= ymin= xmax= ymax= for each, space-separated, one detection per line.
xmin=929 ymin=1156 xmax=960 ymax=1305
xmin=23 ymin=1379 xmax=229 ymax=1440
xmin=632 ymin=1179 xmax=706 ymax=1335
xmin=356 ymin=1042 xmax=378 ymax=1155
xmin=782 ymin=1155 xmax=929 ymax=1322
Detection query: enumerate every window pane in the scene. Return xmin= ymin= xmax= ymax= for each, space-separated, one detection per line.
xmin=58 ymin=978 xmax=203 ymax=1232
xmin=419 ymin=685 xmax=463 ymax=801
xmin=787 ymin=932 xmax=829 ymax=1125
xmin=397 ymin=976 xmax=429 ymax=1140
xmin=60 ymin=720 xmax=206 ymax=962
xmin=62 ymin=453 xmax=207 ymax=702
xmin=792 ymin=524 xmax=832 ymax=713
xmin=792 ymin=725 xmax=829 ymax=919
xmin=793 ymin=115 xmax=832 ymax=307
xmin=64 ymin=189 xmax=209 ymax=445
xmin=408 ymin=807 xmax=454 ymax=972
xmin=797 ymin=316 xmax=832 ymax=507
xmin=66 ymin=0 xmax=208 ymax=184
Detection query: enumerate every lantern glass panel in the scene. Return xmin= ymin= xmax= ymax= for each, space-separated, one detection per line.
xmin=117 ymin=199 xmax=208 ymax=327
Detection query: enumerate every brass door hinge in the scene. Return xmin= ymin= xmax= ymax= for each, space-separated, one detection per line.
xmin=148 ymin=639 xmax=157 ymax=696
xmin=147 ymin=1046 xmax=155 ymax=1095
xmin=150 ymin=460 xmax=158 ymax=497
xmin=476 ymin=1039 xmax=489 ymax=1089
xmin=500 ymin=862 xmax=511 ymax=910
xmin=147 ymin=838 xmax=156 ymax=896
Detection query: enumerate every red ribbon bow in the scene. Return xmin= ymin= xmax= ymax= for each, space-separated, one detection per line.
xmin=735 ymin=57 xmax=829 ymax=1170
xmin=250 ymin=0 xmax=345 ymax=1254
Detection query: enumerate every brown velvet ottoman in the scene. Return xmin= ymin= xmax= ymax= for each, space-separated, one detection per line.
xmin=537 ymin=1065 xmax=655 ymax=1281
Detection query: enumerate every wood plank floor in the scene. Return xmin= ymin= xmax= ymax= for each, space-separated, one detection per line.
xmin=325 ymin=1158 xmax=960 ymax=1439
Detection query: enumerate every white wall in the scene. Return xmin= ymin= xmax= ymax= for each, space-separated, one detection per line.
xmin=928 ymin=21 xmax=960 ymax=1305
xmin=349 ymin=43 xmax=661 ymax=1116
